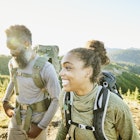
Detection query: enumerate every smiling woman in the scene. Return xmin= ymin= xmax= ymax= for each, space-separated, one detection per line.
xmin=56 ymin=43 xmax=140 ymax=140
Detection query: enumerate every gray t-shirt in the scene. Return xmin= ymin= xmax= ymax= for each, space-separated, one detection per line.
xmin=3 ymin=55 xmax=61 ymax=129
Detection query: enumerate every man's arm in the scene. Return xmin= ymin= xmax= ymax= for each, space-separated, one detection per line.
xmin=2 ymin=59 xmax=15 ymax=117
xmin=2 ymin=79 xmax=15 ymax=117
xmin=38 ymin=63 xmax=61 ymax=129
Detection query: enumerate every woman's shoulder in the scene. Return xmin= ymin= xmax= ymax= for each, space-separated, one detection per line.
xmin=59 ymin=90 xmax=68 ymax=107
xmin=108 ymin=91 xmax=129 ymax=111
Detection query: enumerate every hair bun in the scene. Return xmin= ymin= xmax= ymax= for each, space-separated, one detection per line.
xmin=85 ymin=40 xmax=110 ymax=65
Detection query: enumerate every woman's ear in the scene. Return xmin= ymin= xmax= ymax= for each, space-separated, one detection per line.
xmin=86 ymin=67 xmax=93 ymax=78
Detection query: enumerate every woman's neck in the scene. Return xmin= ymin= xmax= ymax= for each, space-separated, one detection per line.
xmin=75 ymin=83 xmax=95 ymax=96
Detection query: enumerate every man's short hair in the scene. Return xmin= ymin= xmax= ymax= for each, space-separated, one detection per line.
xmin=5 ymin=25 xmax=32 ymax=45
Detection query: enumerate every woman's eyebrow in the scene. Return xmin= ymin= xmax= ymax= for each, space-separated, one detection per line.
xmin=62 ymin=61 xmax=73 ymax=65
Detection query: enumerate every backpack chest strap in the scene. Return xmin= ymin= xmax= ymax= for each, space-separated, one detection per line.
xmin=68 ymin=120 xmax=95 ymax=131
xmin=16 ymin=71 xmax=32 ymax=77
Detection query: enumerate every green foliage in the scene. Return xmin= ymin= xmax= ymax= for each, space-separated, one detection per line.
xmin=103 ymin=60 xmax=140 ymax=98
xmin=104 ymin=62 xmax=127 ymax=72
xmin=0 ymin=75 xmax=10 ymax=95
xmin=116 ymin=72 xmax=140 ymax=94
xmin=1 ymin=50 xmax=140 ymax=101
xmin=0 ymin=75 xmax=10 ymax=84
xmin=124 ymin=87 xmax=140 ymax=101
xmin=0 ymin=55 xmax=11 ymax=75
xmin=133 ymin=87 xmax=139 ymax=100
xmin=116 ymin=63 xmax=140 ymax=75
xmin=126 ymin=89 xmax=131 ymax=97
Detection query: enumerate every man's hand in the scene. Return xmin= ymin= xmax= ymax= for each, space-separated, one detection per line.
xmin=3 ymin=101 xmax=14 ymax=117
xmin=27 ymin=123 xmax=42 ymax=138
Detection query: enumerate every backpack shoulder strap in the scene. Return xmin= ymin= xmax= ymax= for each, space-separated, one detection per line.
xmin=64 ymin=92 xmax=73 ymax=130
xmin=32 ymin=56 xmax=48 ymax=89
xmin=93 ymin=86 xmax=110 ymax=140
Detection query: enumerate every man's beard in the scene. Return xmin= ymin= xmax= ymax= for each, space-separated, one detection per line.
xmin=13 ymin=51 xmax=28 ymax=69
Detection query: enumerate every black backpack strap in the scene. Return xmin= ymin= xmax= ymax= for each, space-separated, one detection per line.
xmin=93 ymin=87 xmax=110 ymax=140
xmin=64 ymin=91 xmax=95 ymax=139
xmin=64 ymin=92 xmax=73 ymax=130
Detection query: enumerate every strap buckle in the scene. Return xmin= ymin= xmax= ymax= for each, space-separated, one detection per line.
xmin=17 ymin=71 xmax=22 ymax=76
xmin=21 ymin=104 xmax=29 ymax=110
xmin=78 ymin=124 xmax=86 ymax=129
xmin=68 ymin=120 xmax=71 ymax=124
xmin=91 ymin=126 xmax=95 ymax=131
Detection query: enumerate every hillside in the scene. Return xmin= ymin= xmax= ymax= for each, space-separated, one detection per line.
xmin=102 ymin=63 xmax=140 ymax=94
xmin=1 ymin=49 xmax=140 ymax=95
xmin=107 ymin=48 xmax=140 ymax=65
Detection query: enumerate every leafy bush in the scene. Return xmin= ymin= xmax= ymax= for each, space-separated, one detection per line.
xmin=0 ymin=75 xmax=10 ymax=95
xmin=0 ymin=55 xmax=11 ymax=75
xmin=116 ymin=72 xmax=140 ymax=94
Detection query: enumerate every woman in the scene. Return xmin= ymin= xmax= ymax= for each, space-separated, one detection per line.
xmin=56 ymin=41 xmax=140 ymax=140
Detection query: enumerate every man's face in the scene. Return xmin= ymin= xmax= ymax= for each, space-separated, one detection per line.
xmin=7 ymin=37 xmax=28 ymax=68
xmin=13 ymin=50 xmax=28 ymax=69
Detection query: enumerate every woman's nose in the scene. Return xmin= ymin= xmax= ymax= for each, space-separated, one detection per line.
xmin=59 ymin=68 xmax=65 ymax=77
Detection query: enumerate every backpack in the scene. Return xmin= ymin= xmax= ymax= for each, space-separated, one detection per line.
xmin=99 ymin=71 xmax=122 ymax=99
xmin=64 ymin=71 xmax=122 ymax=140
xmin=11 ymin=45 xmax=60 ymax=94
xmin=33 ymin=44 xmax=60 ymax=76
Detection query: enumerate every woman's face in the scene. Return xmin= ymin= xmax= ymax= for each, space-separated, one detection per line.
xmin=60 ymin=53 xmax=92 ymax=94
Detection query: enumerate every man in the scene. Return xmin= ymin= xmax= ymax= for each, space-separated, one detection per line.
xmin=2 ymin=25 xmax=61 ymax=140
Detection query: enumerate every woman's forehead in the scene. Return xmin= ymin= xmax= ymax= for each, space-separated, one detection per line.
xmin=62 ymin=53 xmax=74 ymax=60
xmin=61 ymin=53 xmax=81 ymax=64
